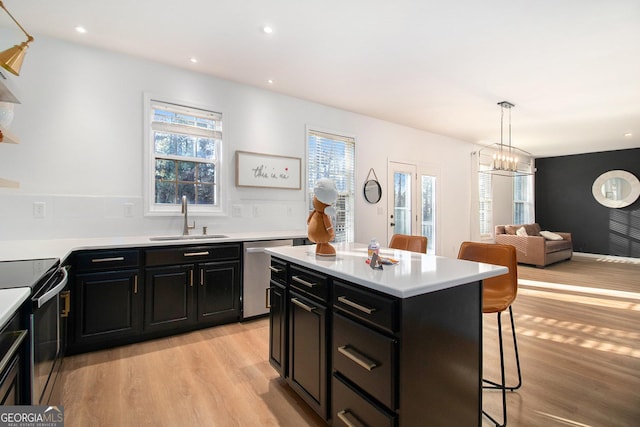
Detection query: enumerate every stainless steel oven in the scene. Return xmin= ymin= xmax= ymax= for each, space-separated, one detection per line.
xmin=0 ymin=258 xmax=69 ymax=405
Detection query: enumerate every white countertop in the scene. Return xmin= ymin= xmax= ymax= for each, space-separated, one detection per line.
xmin=265 ymin=243 xmax=509 ymax=298
xmin=0 ymin=230 xmax=307 ymax=262
xmin=0 ymin=288 xmax=30 ymax=329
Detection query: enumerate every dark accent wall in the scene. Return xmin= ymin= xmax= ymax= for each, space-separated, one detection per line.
xmin=535 ymin=148 xmax=640 ymax=257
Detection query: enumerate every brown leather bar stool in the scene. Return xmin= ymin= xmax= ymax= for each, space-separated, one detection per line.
xmin=457 ymin=241 xmax=522 ymax=427
xmin=388 ymin=234 xmax=427 ymax=254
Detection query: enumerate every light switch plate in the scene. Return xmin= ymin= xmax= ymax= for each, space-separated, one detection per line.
xmin=33 ymin=202 xmax=46 ymax=218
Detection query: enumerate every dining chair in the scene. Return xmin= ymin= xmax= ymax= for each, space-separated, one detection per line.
xmin=457 ymin=241 xmax=522 ymax=427
xmin=388 ymin=234 xmax=427 ymax=254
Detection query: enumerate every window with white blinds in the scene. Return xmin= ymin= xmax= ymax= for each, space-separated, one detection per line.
xmin=478 ymin=164 xmax=493 ymax=236
xmin=145 ymin=97 xmax=222 ymax=214
xmin=513 ymin=174 xmax=534 ymax=224
xmin=307 ymin=129 xmax=355 ymax=243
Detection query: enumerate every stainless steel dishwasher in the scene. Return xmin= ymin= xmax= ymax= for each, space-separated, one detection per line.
xmin=242 ymin=239 xmax=293 ymax=319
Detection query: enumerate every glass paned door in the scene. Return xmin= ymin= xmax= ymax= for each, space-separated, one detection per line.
xmin=388 ymin=161 xmax=438 ymax=254
xmin=421 ymin=175 xmax=436 ymax=254
xmin=388 ymin=162 xmax=416 ymax=243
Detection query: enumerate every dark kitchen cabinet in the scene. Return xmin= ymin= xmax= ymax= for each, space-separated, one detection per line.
xmin=0 ymin=313 xmax=27 ymax=405
xmin=270 ymin=257 xmax=482 ymax=427
xmin=69 ymin=244 xmax=241 ymax=354
xmin=70 ymin=250 xmax=142 ymax=352
xmin=198 ymin=260 xmax=240 ymax=325
xmin=268 ymin=257 xmax=288 ymax=375
xmin=286 ymin=265 xmax=330 ymax=421
xmin=144 ymin=244 xmax=241 ymax=334
xmin=144 ymin=264 xmax=195 ymax=332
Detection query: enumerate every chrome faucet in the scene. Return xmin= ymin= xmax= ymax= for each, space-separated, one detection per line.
xmin=181 ymin=195 xmax=196 ymax=235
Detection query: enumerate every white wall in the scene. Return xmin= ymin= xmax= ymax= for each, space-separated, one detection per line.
xmin=0 ymin=33 xmax=475 ymax=257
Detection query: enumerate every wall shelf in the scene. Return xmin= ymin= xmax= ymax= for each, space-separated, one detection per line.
xmin=0 ymin=177 xmax=19 ymax=188
xmin=0 ymin=127 xmax=19 ymax=144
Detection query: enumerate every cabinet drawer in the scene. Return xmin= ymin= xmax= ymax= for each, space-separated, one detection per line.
xmin=333 ymin=313 xmax=397 ymax=410
xmin=75 ymin=250 xmax=140 ymax=271
xmin=145 ymin=244 xmax=240 ymax=266
xmin=333 ymin=280 xmax=398 ymax=333
xmin=269 ymin=258 xmax=288 ymax=285
xmin=332 ymin=374 xmax=397 ymax=427
xmin=289 ymin=265 xmax=328 ymax=303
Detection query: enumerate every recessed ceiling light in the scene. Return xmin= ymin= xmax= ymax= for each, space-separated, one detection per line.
xmin=263 ymin=26 xmax=274 ymax=34
xmin=190 ymin=57 xmax=198 ymax=63
xmin=267 ymin=79 xmax=274 ymax=85
xmin=623 ymin=132 xmax=632 ymax=138
xmin=75 ymin=26 xmax=87 ymax=34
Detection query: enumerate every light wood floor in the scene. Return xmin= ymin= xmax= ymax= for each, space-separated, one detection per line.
xmin=60 ymin=255 xmax=640 ymax=426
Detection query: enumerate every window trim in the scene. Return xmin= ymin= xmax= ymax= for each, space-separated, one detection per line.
xmin=143 ymin=93 xmax=225 ymax=217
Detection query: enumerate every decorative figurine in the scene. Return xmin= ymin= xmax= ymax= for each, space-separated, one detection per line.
xmin=307 ymin=178 xmax=338 ymax=256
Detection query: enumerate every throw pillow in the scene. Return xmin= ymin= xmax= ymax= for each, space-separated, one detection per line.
xmin=540 ymin=230 xmax=563 ymax=241
xmin=505 ymin=225 xmax=518 ymax=235
xmin=516 ymin=227 xmax=528 ymax=237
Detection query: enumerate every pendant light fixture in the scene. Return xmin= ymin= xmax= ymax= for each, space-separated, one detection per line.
xmin=478 ymin=100 xmax=533 ymax=177
xmin=0 ymin=1 xmax=34 ymax=76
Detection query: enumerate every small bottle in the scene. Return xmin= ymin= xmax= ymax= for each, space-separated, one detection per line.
xmin=367 ymin=238 xmax=380 ymax=260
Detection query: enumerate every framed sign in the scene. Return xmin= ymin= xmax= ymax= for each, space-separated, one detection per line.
xmin=236 ymin=151 xmax=302 ymax=189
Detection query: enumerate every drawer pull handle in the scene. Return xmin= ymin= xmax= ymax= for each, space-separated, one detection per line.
xmin=338 ymin=345 xmax=378 ymax=371
xmin=337 ymin=410 xmax=362 ymax=427
xmin=265 ymin=288 xmax=271 ymax=309
xmin=269 ymin=265 xmax=285 ymax=273
xmin=291 ymin=297 xmax=316 ymax=312
xmin=337 ymin=296 xmax=376 ymax=315
xmin=134 ymin=275 xmax=138 ymax=294
xmin=292 ymin=275 xmax=317 ymax=288
xmin=200 ymin=269 xmax=204 ymax=286
xmin=184 ymin=251 xmax=210 ymax=257
xmin=91 ymin=256 xmax=125 ymax=263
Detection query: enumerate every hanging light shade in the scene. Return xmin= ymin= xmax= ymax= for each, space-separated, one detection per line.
xmin=478 ymin=101 xmax=533 ymax=177
xmin=0 ymin=1 xmax=34 ymax=76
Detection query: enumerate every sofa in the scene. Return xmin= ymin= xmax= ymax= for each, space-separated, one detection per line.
xmin=494 ymin=223 xmax=573 ymax=267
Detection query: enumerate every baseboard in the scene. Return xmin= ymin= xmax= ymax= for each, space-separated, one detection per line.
xmin=573 ymin=252 xmax=640 ymax=264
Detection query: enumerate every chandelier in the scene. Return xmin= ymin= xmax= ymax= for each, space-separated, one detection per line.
xmin=479 ymin=101 xmax=533 ymax=177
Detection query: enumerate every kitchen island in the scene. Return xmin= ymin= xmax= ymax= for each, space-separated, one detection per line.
xmin=265 ymin=243 xmax=508 ymax=427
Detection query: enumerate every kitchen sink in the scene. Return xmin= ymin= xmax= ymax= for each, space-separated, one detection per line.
xmin=149 ymin=234 xmax=228 ymax=241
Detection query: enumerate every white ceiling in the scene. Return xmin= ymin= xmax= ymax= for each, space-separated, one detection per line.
xmin=4 ymin=0 xmax=640 ymax=157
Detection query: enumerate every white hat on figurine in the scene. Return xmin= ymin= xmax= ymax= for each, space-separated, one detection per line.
xmin=314 ymin=178 xmax=338 ymax=205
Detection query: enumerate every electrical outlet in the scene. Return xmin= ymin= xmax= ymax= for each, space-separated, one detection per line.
xmin=253 ymin=206 xmax=262 ymax=217
xmin=232 ymin=205 xmax=242 ymax=217
xmin=33 ymin=202 xmax=46 ymax=219
xmin=124 ymin=202 xmax=134 ymax=218
xmin=287 ymin=207 xmax=293 ymax=216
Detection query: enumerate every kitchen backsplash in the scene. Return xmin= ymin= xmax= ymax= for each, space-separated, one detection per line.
xmin=0 ymin=193 xmax=307 ymax=240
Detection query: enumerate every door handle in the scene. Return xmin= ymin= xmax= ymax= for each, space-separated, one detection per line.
xmin=337 ymin=345 xmax=378 ymax=371
xmin=336 ymin=410 xmax=363 ymax=427
xmin=60 ymin=290 xmax=71 ymax=318
xmin=292 ymin=275 xmax=317 ymax=288
xmin=291 ymin=297 xmax=316 ymax=312
xmin=337 ymin=296 xmax=376 ymax=315
xmin=265 ymin=288 xmax=271 ymax=309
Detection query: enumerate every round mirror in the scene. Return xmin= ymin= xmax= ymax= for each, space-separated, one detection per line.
xmin=363 ymin=179 xmax=382 ymax=204
xmin=592 ymin=170 xmax=640 ymax=208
